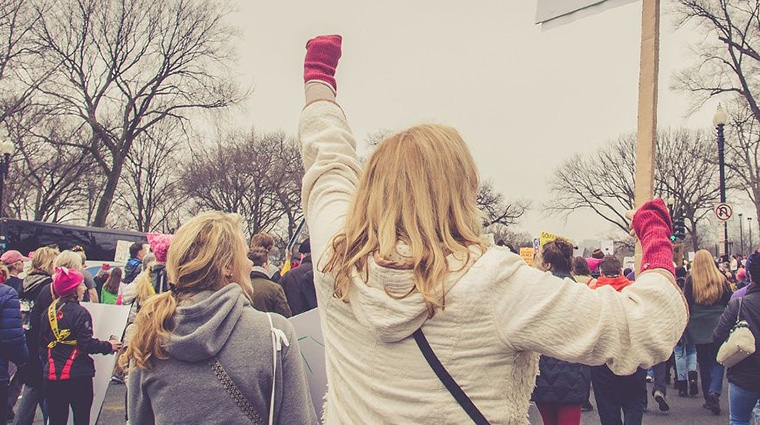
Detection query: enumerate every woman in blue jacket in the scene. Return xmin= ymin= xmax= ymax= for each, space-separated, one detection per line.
xmin=0 ymin=276 xmax=29 ymax=423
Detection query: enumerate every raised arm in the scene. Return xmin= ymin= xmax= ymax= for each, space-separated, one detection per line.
xmin=493 ymin=199 xmax=689 ymax=375
xmin=299 ymin=35 xmax=362 ymax=262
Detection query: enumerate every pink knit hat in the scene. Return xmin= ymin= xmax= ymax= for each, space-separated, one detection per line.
xmin=53 ymin=267 xmax=84 ymax=297
xmin=147 ymin=232 xmax=173 ymax=263
xmin=737 ymin=268 xmax=747 ymax=282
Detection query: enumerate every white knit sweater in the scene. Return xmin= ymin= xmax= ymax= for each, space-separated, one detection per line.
xmin=299 ymin=100 xmax=688 ymax=425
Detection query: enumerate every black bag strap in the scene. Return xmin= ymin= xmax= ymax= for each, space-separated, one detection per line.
xmin=413 ymin=329 xmax=491 ymax=425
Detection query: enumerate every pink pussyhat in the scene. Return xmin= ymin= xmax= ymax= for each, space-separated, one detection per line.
xmin=53 ymin=267 xmax=84 ymax=297
xmin=147 ymin=232 xmax=173 ymax=264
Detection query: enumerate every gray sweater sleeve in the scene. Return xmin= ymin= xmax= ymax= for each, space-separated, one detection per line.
xmin=127 ymin=368 xmax=156 ymax=424
xmin=276 ymin=318 xmax=318 ymax=424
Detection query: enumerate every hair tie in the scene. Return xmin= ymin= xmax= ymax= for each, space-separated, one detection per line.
xmin=168 ymin=282 xmax=182 ymax=294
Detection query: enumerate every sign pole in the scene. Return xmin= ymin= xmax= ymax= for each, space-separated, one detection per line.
xmin=633 ymin=0 xmax=660 ymax=273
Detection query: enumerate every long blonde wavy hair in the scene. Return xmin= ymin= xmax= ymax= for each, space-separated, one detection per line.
xmin=124 ymin=212 xmax=253 ymax=369
xmin=322 ymin=124 xmax=485 ymax=317
xmin=690 ymin=249 xmax=726 ymax=305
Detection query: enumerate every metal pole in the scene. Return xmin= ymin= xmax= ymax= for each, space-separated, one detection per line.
xmin=739 ymin=213 xmax=744 ymax=254
xmin=0 ymin=154 xmax=7 ymax=218
xmin=750 ymin=217 xmax=754 ymax=251
xmin=717 ymin=123 xmax=729 ymax=261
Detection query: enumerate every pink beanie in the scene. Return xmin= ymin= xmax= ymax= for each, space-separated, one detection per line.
xmin=586 ymin=257 xmax=603 ymax=272
xmin=737 ymin=268 xmax=747 ymax=281
xmin=53 ymin=267 xmax=84 ymax=297
xmin=147 ymin=232 xmax=173 ymax=263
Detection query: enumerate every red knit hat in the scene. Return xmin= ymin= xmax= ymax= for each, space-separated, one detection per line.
xmin=53 ymin=267 xmax=84 ymax=297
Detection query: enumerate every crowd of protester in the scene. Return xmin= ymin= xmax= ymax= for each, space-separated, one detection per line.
xmin=0 ymin=34 xmax=756 ymax=425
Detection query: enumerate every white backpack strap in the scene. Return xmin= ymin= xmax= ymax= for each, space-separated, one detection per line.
xmin=266 ymin=313 xmax=290 ymax=425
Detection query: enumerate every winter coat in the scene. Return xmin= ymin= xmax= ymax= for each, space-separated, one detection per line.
xmin=124 ymin=257 xmax=142 ymax=284
xmin=127 ymin=284 xmax=316 ymax=425
xmin=713 ymin=283 xmax=760 ymax=392
xmin=0 ymin=284 xmax=29 ymax=383
xmin=299 ymin=100 xmax=688 ymax=424
xmin=683 ymin=276 xmax=732 ymax=345
xmin=533 ymin=271 xmax=591 ymax=405
xmin=279 ymin=257 xmax=316 ymax=316
xmin=39 ymin=299 xmax=113 ymax=380
xmin=19 ymin=272 xmax=53 ymax=387
xmin=250 ymin=268 xmax=292 ymax=317
xmin=6 ymin=276 xmax=22 ymax=295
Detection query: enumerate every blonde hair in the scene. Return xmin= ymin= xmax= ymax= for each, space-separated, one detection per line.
xmin=54 ymin=250 xmax=84 ymax=270
xmin=135 ymin=261 xmax=158 ymax=303
xmin=124 ymin=212 xmax=253 ymax=369
xmin=322 ymin=124 xmax=485 ymax=317
xmin=29 ymin=247 xmax=59 ymax=275
xmin=690 ymin=249 xmax=726 ymax=305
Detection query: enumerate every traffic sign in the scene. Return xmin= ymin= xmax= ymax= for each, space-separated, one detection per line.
xmin=714 ymin=203 xmax=733 ymax=222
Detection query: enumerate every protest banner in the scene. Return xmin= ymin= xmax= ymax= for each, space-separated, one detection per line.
xmin=519 ymin=247 xmax=535 ymax=266
xmin=80 ymin=302 xmax=130 ymax=425
xmin=289 ymin=309 xmax=327 ymax=418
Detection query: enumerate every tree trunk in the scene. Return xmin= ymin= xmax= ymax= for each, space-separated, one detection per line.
xmin=92 ymin=157 xmax=125 ymax=227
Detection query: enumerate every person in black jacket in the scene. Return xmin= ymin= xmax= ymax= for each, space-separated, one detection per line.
xmin=531 ymin=239 xmax=591 ymax=425
xmin=0 ymin=279 xmax=29 ymax=424
xmin=279 ymin=239 xmax=317 ymax=316
xmin=40 ymin=267 xmax=120 ymax=425
xmin=714 ymin=251 xmax=760 ymax=425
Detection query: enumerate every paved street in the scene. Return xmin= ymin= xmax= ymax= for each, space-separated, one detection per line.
xmin=24 ymin=380 xmax=733 ymax=424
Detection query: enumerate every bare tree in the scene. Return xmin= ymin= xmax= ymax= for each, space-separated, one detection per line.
xmin=547 ymin=130 xmax=721 ymax=249
xmin=182 ymin=131 xmax=301 ymax=237
xmin=477 ymin=181 xmax=528 ymax=227
xmin=3 ymin=109 xmax=96 ymax=221
xmin=32 ymin=0 xmax=244 ymax=226
xmin=655 ymin=128 xmax=722 ymax=249
xmin=675 ymin=0 xmax=760 ymax=236
xmin=113 ymin=122 xmax=184 ymax=232
xmin=547 ymin=135 xmax=639 ymax=233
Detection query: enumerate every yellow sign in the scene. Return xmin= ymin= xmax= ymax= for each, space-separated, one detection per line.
xmin=540 ymin=231 xmax=559 ymax=247
xmin=519 ymin=247 xmax=535 ymax=266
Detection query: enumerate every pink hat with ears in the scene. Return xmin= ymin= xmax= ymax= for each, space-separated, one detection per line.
xmin=53 ymin=267 xmax=84 ymax=297
xmin=147 ymin=232 xmax=173 ymax=263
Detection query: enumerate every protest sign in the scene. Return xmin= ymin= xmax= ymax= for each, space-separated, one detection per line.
xmin=540 ymin=232 xmax=559 ymax=247
xmin=80 ymin=302 xmax=130 ymax=425
xmin=113 ymin=240 xmax=133 ymax=264
xmin=601 ymin=240 xmax=615 ymax=256
xmin=290 ymin=309 xmax=327 ymax=418
xmin=519 ymin=248 xmax=535 ymax=266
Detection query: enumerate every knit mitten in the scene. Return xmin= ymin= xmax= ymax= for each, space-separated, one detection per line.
xmin=304 ymin=35 xmax=342 ymax=91
xmin=632 ymin=198 xmax=674 ymax=275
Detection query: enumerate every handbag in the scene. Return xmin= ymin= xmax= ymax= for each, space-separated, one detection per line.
xmin=717 ymin=298 xmax=756 ymax=368
xmin=413 ymin=328 xmax=491 ymax=425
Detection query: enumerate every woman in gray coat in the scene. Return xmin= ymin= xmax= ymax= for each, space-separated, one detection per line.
xmin=123 ymin=212 xmax=316 ymax=425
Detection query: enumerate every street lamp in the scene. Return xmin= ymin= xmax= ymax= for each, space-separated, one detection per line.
xmin=749 ymin=217 xmax=754 ymax=251
xmin=713 ymin=104 xmax=729 ymax=261
xmin=0 ymin=140 xmax=14 ymax=217
xmin=739 ymin=213 xmax=744 ymax=254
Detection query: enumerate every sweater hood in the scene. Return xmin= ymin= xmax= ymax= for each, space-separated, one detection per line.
xmin=21 ymin=272 xmax=52 ymax=298
xmin=595 ymin=275 xmax=633 ymax=292
xmin=166 ymin=284 xmax=248 ymax=362
xmin=345 ymin=242 xmax=486 ymax=343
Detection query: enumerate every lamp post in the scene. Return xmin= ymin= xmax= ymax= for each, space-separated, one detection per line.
xmin=749 ymin=217 xmax=754 ymax=251
xmin=739 ymin=213 xmax=744 ymax=254
xmin=0 ymin=140 xmax=14 ymax=217
xmin=713 ymin=104 xmax=729 ymax=262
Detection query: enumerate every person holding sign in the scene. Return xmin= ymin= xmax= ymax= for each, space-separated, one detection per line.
xmin=299 ymin=34 xmax=688 ymax=424
xmin=40 ymin=267 xmax=121 ymax=425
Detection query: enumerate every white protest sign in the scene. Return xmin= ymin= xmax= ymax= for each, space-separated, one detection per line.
xmin=289 ymin=308 xmax=326 ymax=418
xmin=114 ymin=240 xmax=133 ymax=264
xmin=688 ymin=252 xmax=696 ymax=262
xmin=601 ymin=240 xmax=615 ymax=256
xmin=78 ymin=302 xmax=130 ymax=425
xmin=623 ymin=256 xmax=635 ymax=271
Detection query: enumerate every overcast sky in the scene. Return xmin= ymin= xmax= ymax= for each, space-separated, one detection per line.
xmin=228 ymin=1 xmax=735 ymax=244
